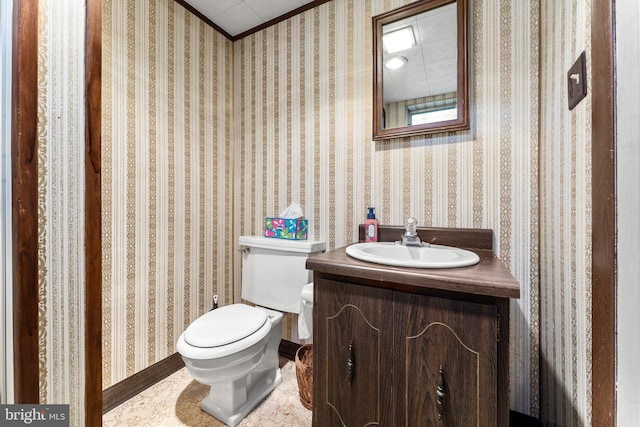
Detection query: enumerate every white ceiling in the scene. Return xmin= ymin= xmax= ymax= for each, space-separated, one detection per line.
xmin=382 ymin=3 xmax=458 ymax=104
xmin=184 ymin=0 xmax=458 ymax=105
xmin=184 ymin=0 xmax=314 ymax=37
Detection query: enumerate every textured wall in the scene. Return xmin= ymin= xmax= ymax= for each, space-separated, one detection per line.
xmin=539 ymin=0 xmax=593 ymax=425
xmin=233 ymin=0 xmax=540 ymax=415
xmin=36 ymin=0 xmax=87 ymax=424
xmin=101 ymin=0 xmax=233 ymax=388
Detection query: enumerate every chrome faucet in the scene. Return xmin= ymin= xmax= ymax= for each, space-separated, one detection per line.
xmin=401 ymin=217 xmax=422 ymax=247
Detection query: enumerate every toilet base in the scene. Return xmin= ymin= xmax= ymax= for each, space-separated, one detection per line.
xmin=201 ymin=367 xmax=282 ymax=427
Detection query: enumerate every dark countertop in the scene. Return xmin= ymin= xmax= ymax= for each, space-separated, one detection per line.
xmin=306 ymin=245 xmax=520 ymax=300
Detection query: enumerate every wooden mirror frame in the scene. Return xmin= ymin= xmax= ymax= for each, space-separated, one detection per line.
xmin=372 ymin=0 xmax=469 ymax=140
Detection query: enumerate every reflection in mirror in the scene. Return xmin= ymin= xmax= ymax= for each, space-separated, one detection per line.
xmin=373 ymin=0 xmax=468 ymax=139
xmin=383 ymin=3 xmax=457 ymax=127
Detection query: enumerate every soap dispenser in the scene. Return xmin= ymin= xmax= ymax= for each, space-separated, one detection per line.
xmin=365 ymin=207 xmax=378 ymax=242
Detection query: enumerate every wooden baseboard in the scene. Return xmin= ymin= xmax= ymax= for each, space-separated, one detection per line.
xmin=103 ymin=340 xmax=301 ymax=413
xmin=103 ymin=352 xmax=185 ymax=414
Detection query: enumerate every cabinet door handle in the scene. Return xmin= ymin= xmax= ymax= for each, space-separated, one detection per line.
xmin=347 ymin=340 xmax=355 ymax=386
xmin=437 ymin=364 xmax=445 ymax=421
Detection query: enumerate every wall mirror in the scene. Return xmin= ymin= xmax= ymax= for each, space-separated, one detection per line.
xmin=373 ymin=0 xmax=468 ymax=140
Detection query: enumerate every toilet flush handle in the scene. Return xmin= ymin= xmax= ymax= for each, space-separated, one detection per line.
xmin=240 ymin=247 xmax=250 ymax=255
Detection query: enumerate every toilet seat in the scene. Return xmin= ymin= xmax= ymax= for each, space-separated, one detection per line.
xmin=184 ymin=304 xmax=268 ymax=347
xmin=177 ymin=304 xmax=272 ymax=360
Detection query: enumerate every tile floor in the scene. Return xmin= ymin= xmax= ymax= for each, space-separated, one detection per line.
xmin=103 ymin=360 xmax=312 ymax=426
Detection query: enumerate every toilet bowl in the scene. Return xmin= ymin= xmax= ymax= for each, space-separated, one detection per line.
xmin=177 ymin=236 xmax=325 ymax=427
xmin=177 ymin=304 xmax=283 ymax=427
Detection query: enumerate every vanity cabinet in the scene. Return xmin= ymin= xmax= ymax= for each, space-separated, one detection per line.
xmin=307 ymin=226 xmax=519 ymax=427
xmin=393 ymin=291 xmax=499 ymax=426
xmin=314 ymin=279 xmax=394 ymax=426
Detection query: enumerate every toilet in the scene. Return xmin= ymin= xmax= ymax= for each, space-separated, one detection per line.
xmin=298 ymin=283 xmax=314 ymax=342
xmin=176 ymin=235 xmax=325 ymax=427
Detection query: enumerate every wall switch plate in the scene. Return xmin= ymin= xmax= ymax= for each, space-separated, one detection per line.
xmin=567 ymin=51 xmax=587 ymax=110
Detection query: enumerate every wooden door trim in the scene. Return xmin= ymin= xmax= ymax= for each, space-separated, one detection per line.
xmin=11 ymin=0 xmax=40 ymax=404
xmin=11 ymin=0 xmax=103 ymax=422
xmin=591 ymin=0 xmax=616 ymax=425
xmin=85 ymin=0 xmax=103 ymax=425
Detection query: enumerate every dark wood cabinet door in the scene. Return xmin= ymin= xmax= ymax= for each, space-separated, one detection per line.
xmin=393 ymin=293 xmax=498 ymax=427
xmin=313 ymin=279 xmax=393 ymax=426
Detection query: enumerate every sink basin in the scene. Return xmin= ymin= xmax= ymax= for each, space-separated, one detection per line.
xmin=346 ymin=242 xmax=480 ymax=269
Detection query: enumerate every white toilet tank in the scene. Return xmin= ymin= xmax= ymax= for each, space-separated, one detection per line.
xmin=239 ymin=236 xmax=325 ymax=313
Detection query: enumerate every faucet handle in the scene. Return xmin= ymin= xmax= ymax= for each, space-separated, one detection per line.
xmin=404 ymin=217 xmax=418 ymax=234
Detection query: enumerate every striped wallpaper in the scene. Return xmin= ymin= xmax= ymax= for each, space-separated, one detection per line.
xmin=36 ymin=0 xmax=87 ymax=425
xmin=234 ymin=0 xmax=540 ymax=416
xmin=101 ymin=0 xmax=234 ymax=388
xmin=30 ymin=0 xmax=594 ymax=424
xmin=539 ymin=0 xmax=593 ymax=425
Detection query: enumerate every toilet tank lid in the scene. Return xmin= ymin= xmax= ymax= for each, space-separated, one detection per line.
xmin=239 ymin=235 xmax=326 ymax=253
xmin=183 ymin=304 xmax=268 ymax=348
